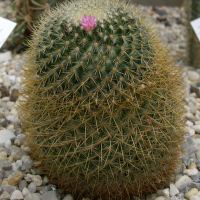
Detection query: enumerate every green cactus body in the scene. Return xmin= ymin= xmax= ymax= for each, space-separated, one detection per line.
xmin=185 ymin=0 xmax=200 ymax=68
xmin=17 ymin=0 xmax=186 ymax=199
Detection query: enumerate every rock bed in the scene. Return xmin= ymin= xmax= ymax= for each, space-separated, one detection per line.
xmin=0 ymin=1 xmax=200 ymax=200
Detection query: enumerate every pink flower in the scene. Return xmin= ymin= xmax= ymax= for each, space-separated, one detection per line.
xmin=81 ymin=14 xmax=97 ymax=31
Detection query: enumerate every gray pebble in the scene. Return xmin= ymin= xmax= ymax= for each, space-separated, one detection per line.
xmin=19 ymin=180 xmax=27 ymax=190
xmin=24 ymin=193 xmax=33 ymax=200
xmin=191 ymin=175 xmax=200 ymax=182
xmin=196 ymin=162 xmax=200 ymax=170
xmin=41 ymin=191 xmax=58 ymax=200
xmin=28 ymin=182 xmax=36 ymax=193
xmin=0 ymin=186 xmax=5 ymax=195
xmin=4 ymin=185 xmax=15 ymax=194
xmin=32 ymin=193 xmax=42 ymax=200
xmin=36 ymin=186 xmax=46 ymax=193
xmin=188 ymin=182 xmax=199 ymax=190
xmin=4 ymin=170 xmax=11 ymax=178
xmin=0 ymin=169 xmax=5 ymax=179
xmin=16 ymin=134 xmax=26 ymax=145
xmin=0 ymin=160 xmax=12 ymax=170
xmin=40 ymin=185 xmax=56 ymax=194
xmin=10 ymin=145 xmax=27 ymax=161
xmin=176 ymin=193 xmax=185 ymax=200
xmin=42 ymin=176 xmax=48 ymax=185
xmin=182 ymin=137 xmax=199 ymax=154
xmin=179 ymin=186 xmax=188 ymax=193
xmin=21 ymin=161 xmax=34 ymax=171
xmin=190 ymin=152 xmax=197 ymax=160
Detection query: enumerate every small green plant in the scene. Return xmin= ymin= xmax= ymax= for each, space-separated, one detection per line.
xmin=17 ymin=0 xmax=186 ymax=199
xmin=185 ymin=0 xmax=200 ymax=68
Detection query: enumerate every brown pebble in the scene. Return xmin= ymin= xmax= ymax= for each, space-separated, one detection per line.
xmin=9 ymin=65 xmax=15 ymax=69
xmin=10 ymin=89 xmax=19 ymax=102
xmin=33 ymin=161 xmax=42 ymax=167
xmin=8 ymin=172 xmax=24 ymax=186
xmin=189 ymin=163 xmax=197 ymax=169
xmin=14 ymin=139 xmax=21 ymax=146
xmin=0 ymin=86 xmax=9 ymax=98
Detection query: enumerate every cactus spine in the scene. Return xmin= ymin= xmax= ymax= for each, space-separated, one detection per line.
xmin=17 ymin=0 xmax=186 ymax=199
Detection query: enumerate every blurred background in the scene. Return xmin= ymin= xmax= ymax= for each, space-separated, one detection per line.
xmin=129 ymin=0 xmax=184 ymax=6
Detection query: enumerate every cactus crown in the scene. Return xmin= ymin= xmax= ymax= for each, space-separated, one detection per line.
xmin=17 ymin=0 xmax=186 ymax=199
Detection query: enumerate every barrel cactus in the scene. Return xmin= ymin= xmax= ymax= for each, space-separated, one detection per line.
xmin=17 ymin=0 xmax=186 ymax=199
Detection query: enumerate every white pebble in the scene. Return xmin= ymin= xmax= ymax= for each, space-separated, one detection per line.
xmin=189 ymin=128 xmax=195 ymax=136
xmin=0 ymin=129 xmax=16 ymax=147
xmin=1 ymin=97 xmax=10 ymax=103
xmin=4 ymin=139 xmax=11 ymax=149
xmin=183 ymin=168 xmax=198 ymax=176
xmin=197 ymin=192 xmax=200 ymax=197
xmin=12 ymin=162 xmax=19 ymax=171
xmin=195 ymin=114 xmax=200 ymax=121
xmin=10 ymin=190 xmax=24 ymax=199
xmin=171 ymin=196 xmax=178 ymax=200
xmin=0 ymin=51 xmax=12 ymax=62
xmin=169 ymin=184 xmax=179 ymax=196
xmin=186 ymin=120 xmax=194 ymax=126
xmin=22 ymin=187 xmax=31 ymax=196
xmin=16 ymin=160 xmax=23 ymax=167
xmin=196 ymin=139 xmax=200 ymax=144
xmin=156 ymin=188 xmax=169 ymax=198
xmin=63 ymin=194 xmax=74 ymax=200
xmin=191 ymin=196 xmax=200 ymax=200
xmin=195 ymin=121 xmax=200 ymax=125
xmin=24 ymin=193 xmax=33 ymax=200
xmin=22 ymin=156 xmax=31 ymax=163
xmin=188 ymin=71 xmax=200 ymax=82
xmin=43 ymin=176 xmax=49 ymax=185
xmin=155 ymin=196 xmax=166 ymax=200
xmin=175 ymin=175 xmax=192 ymax=189
xmin=8 ymin=69 xmax=16 ymax=75
xmin=7 ymin=124 xmax=14 ymax=130
xmin=185 ymin=113 xmax=195 ymax=120
xmin=192 ymin=125 xmax=200 ymax=134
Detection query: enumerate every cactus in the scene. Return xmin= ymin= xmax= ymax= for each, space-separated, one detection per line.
xmin=9 ymin=0 xmax=63 ymax=52
xmin=185 ymin=0 xmax=200 ymax=68
xmin=16 ymin=0 xmax=186 ymax=199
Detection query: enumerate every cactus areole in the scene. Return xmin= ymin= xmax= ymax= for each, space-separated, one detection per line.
xmin=17 ymin=0 xmax=186 ymax=199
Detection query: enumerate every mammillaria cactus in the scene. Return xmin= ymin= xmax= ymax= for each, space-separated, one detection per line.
xmin=17 ymin=0 xmax=186 ymax=199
